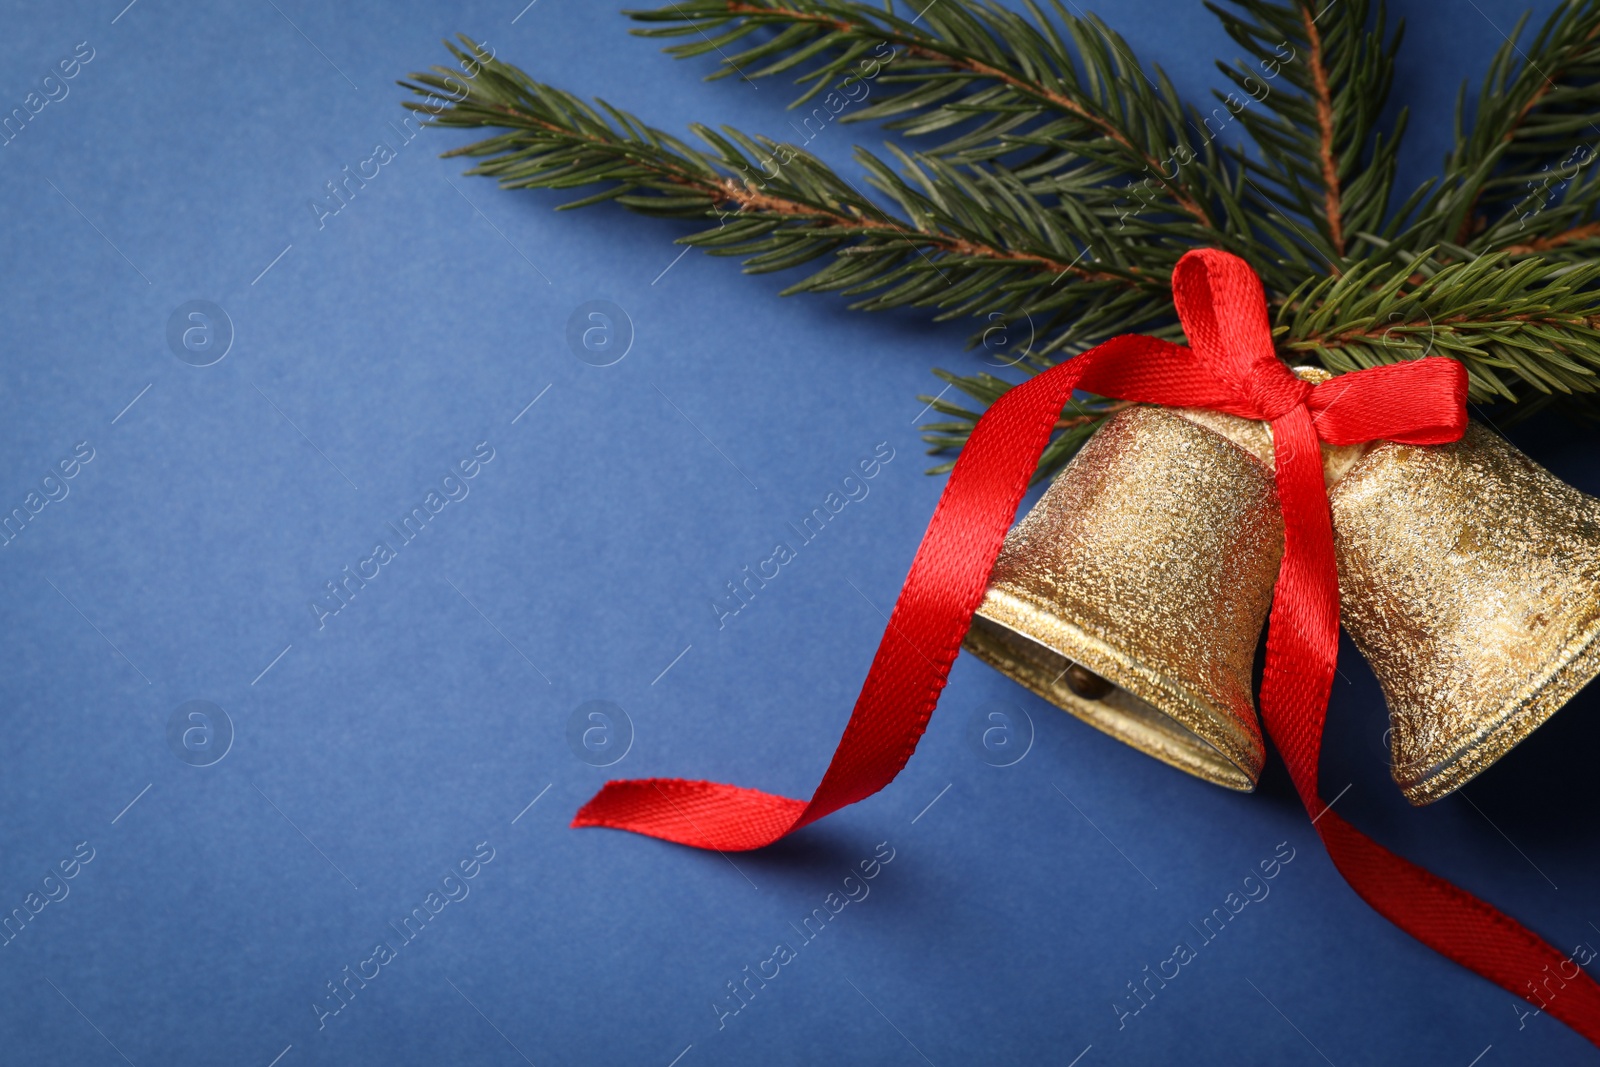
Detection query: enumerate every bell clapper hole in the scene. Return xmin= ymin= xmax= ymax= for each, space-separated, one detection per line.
xmin=1064 ymin=663 xmax=1114 ymax=701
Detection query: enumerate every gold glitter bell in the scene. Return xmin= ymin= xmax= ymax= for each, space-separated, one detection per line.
xmin=962 ymin=405 xmax=1284 ymax=791
xmin=1330 ymin=422 xmax=1600 ymax=804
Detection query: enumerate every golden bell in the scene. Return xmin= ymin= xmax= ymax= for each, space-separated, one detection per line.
xmin=962 ymin=405 xmax=1284 ymax=791
xmin=1330 ymin=422 xmax=1600 ymax=804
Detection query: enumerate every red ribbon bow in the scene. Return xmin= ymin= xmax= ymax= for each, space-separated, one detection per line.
xmin=575 ymin=249 xmax=1600 ymax=1045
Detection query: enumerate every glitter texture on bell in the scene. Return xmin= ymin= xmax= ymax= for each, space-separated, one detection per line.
xmin=1330 ymin=422 xmax=1600 ymax=805
xmin=961 ymin=405 xmax=1283 ymax=791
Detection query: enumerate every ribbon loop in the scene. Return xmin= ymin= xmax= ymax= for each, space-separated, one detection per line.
xmin=1308 ymin=356 xmax=1470 ymax=444
xmin=1170 ymin=248 xmax=1280 ymax=392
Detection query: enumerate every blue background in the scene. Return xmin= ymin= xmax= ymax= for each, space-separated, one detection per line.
xmin=1 ymin=1 xmax=1597 ymax=1063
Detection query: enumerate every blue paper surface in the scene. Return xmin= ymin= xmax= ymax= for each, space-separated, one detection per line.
xmin=2 ymin=1 xmax=1597 ymax=1063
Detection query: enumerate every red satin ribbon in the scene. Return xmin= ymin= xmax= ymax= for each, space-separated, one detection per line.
xmin=575 ymin=249 xmax=1600 ymax=1045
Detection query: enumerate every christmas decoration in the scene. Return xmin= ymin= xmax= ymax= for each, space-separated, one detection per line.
xmin=963 ymin=403 xmax=1285 ymax=792
xmin=1330 ymin=421 xmax=1600 ymax=804
xmin=404 ymin=0 xmax=1600 ymax=1047
xmin=967 ymin=382 xmax=1600 ymax=806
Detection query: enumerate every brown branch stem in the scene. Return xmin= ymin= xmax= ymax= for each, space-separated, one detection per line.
xmin=445 ymin=99 xmax=1144 ymax=285
xmin=1302 ymin=2 xmax=1344 ymax=258
xmin=1504 ymin=221 xmax=1600 ymax=254
xmin=721 ymin=180 xmax=1140 ymax=282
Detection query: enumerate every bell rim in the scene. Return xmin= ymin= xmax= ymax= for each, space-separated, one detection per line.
xmin=965 ymin=588 xmax=1264 ymax=791
xmin=1395 ymin=602 xmax=1600 ymax=805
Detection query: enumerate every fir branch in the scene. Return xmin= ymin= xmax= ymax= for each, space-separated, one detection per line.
xmin=402 ymin=37 xmax=1177 ymax=347
xmin=1401 ymin=0 xmax=1600 ymax=253
xmin=625 ymin=0 xmax=1246 ymax=235
xmin=1209 ymin=0 xmax=1405 ymax=266
xmin=1276 ymin=251 xmax=1600 ymax=400
xmin=406 ymin=3 xmax=1600 ymax=485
